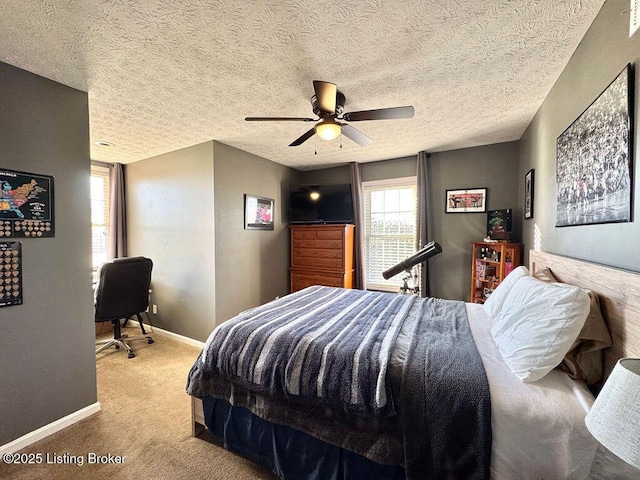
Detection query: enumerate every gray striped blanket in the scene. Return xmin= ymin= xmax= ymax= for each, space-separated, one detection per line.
xmin=194 ymin=286 xmax=421 ymax=415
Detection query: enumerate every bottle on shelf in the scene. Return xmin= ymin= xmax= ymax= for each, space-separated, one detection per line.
xmin=504 ymin=253 xmax=514 ymax=276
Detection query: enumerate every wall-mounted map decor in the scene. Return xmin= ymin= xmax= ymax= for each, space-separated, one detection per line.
xmin=0 ymin=168 xmax=54 ymax=237
xmin=0 ymin=242 xmax=22 ymax=307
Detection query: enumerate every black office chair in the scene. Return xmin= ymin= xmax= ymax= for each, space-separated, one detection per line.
xmin=95 ymin=256 xmax=154 ymax=358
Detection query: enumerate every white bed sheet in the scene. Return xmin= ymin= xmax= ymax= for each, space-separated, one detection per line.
xmin=465 ymin=302 xmax=599 ymax=479
xmin=390 ymin=301 xmax=601 ymax=478
xmin=467 ymin=304 xmax=639 ymax=479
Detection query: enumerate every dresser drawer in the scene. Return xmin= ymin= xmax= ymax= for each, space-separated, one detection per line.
xmin=291 ymin=255 xmax=343 ymax=270
xmin=292 ymin=229 xmax=319 ymax=240
xmin=292 ymin=228 xmax=345 ymax=241
xmin=290 ymin=271 xmax=345 ymax=291
xmin=292 ymin=239 xmax=343 ymax=249
xmin=292 ymin=247 xmax=343 ymax=259
xmin=316 ymin=229 xmax=344 ymax=240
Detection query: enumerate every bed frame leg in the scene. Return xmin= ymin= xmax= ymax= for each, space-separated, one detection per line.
xmin=191 ymin=396 xmax=207 ymax=438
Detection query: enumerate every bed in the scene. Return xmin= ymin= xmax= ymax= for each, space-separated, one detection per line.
xmin=186 ymin=250 xmax=640 ymax=479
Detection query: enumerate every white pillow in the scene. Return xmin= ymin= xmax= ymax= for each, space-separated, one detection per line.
xmin=482 ymin=266 xmax=530 ymax=319
xmin=491 ymin=275 xmax=590 ymax=382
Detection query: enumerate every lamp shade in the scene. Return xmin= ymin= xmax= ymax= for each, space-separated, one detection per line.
xmin=585 ymin=358 xmax=640 ymax=470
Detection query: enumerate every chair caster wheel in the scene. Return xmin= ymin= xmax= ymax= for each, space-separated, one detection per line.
xmin=128 ymin=352 xmax=135 ymax=359
xmin=148 ymin=338 xmax=154 ymax=344
xmin=115 ymin=344 xmax=120 ymax=349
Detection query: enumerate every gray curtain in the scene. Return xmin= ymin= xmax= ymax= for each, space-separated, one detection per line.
xmin=350 ymin=162 xmax=366 ymax=290
xmin=108 ymin=162 xmax=127 ymax=259
xmin=417 ymin=151 xmax=435 ymax=297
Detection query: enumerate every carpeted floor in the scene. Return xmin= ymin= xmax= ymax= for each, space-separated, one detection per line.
xmin=0 ymin=325 xmax=277 ymax=480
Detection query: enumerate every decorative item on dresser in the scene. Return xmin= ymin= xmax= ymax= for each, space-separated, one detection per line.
xmin=486 ymin=209 xmax=512 ymax=240
xmin=289 ymin=224 xmax=354 ymax=293
xmin=470 ymin=241 xmax=522 ymax=303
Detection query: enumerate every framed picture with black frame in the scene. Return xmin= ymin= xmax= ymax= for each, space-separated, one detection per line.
xmin=487 ymin=209 xmax=512 ymax=240
xmin=524 ymin=169 xmax=534 ymax=220
xmin=244 ymin=194 xmax=274 ymax=230
xmin=555 ymin=64 xmax=633 ymax=227
xmin=445 ymin=188 xmax=487 ymax=213
xmin=0 ymin=168 xmax=55 ymax=237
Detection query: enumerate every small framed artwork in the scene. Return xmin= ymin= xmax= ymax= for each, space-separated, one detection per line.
xmin=445 ymin=188 xmax=487 ymax=213
xmin=487 ymin=209 xmax=512 ymax=240
xmin=244 ymin=194 xmax=274 ymax=230
xmin=524 ymin=169 xmax=534 ymax=219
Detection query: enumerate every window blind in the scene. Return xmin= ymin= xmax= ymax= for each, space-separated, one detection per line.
xmin=363 ymin=178 xmax=417 ymax=291
xmin=90 ymin=165 xmax=110 ymax=269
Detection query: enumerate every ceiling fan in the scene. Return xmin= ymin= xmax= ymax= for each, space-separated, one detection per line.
xmin=245 ymin=81 xmax=414 ymax=147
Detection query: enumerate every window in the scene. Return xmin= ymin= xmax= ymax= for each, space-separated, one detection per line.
xmin=363 ymin=177 xmax=417 ymax=291
xmin=90 ymin=164 xmax=110 ymax=270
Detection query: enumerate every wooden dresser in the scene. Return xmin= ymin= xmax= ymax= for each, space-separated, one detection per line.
xmin=290 ymin=224 xmax=355 ymax=293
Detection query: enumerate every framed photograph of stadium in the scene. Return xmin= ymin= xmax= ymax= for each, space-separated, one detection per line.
xmin=244 ymin=194 xmax=274 ymax=230
xmin=445 ymin=188 xmax=487 ymax=213
xmin=556 ymin=64 xmax=633 ymax=227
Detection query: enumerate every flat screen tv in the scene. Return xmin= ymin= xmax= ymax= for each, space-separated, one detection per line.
xmin=289 ymin=184 xmax=354 ymax=224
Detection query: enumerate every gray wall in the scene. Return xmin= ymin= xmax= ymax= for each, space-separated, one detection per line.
xmin=127 ymin=142 xmax=217 ymax=342
xmin=298 ymin=156 xmax=417 ymax=184
xmin=126 ymin=141 xmax=300 ymax=341
xmin=300 ymin=164 xmax=350 ymax=184
xmin=362 ymin=156 xmax=417 ymax=183
xmin=213 ymin=142 xmax=301 ymax=324
xmin=0 ymin=62 xmax=95 ymax=444
xmin=302 ymin=145 xmax=520 ymax=301
xmin=520 ymin=0 xmax=640 ymax=270
xmin=430 ymin=142 xmax=520 ymax=300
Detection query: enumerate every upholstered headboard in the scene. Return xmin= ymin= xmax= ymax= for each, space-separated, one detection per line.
xmin=529 ymin=250 xmax=640 ymax=382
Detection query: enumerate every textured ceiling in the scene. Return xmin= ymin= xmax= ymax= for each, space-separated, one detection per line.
xmin=0 ymin=1 xmax=605 ymax=171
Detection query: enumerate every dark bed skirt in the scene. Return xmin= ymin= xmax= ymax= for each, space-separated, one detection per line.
xmin=202 ymin=396 xmax=406 ymax=480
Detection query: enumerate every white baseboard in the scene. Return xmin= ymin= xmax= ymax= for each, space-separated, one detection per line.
xmin=0 ymin=402 xmax=101 ymax=455
xmin=150 ymin=325 xmax=205 ymax=349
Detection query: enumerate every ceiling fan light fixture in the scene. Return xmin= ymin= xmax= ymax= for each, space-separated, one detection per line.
xmin=315 ymin=121 xmax=342 ymax=141
xmin=246 ymin=81 xmax=414 ymax=147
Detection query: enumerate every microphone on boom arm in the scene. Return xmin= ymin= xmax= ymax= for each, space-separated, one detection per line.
xmin=382 ymin=241 xmax=442 ymax=280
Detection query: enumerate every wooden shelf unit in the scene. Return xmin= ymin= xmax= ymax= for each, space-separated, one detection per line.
xmin=470 ymin=241 xmax=522 ymax=304
xmin=289 ymin=224 xmax=355 ymax=293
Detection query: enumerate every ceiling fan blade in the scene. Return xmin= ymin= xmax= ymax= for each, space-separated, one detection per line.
xmin=341 ymin=124 xmax=373 ymax=146
xmin=245 ymin=116 xmax=315 ymax=122
xmin=342 ymin=106 xmax=414 ymax=122
xmin=313 ymin=81 xmax=337 ymax=114
xmin=289 ymin=128 xmax=316 ymax=146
